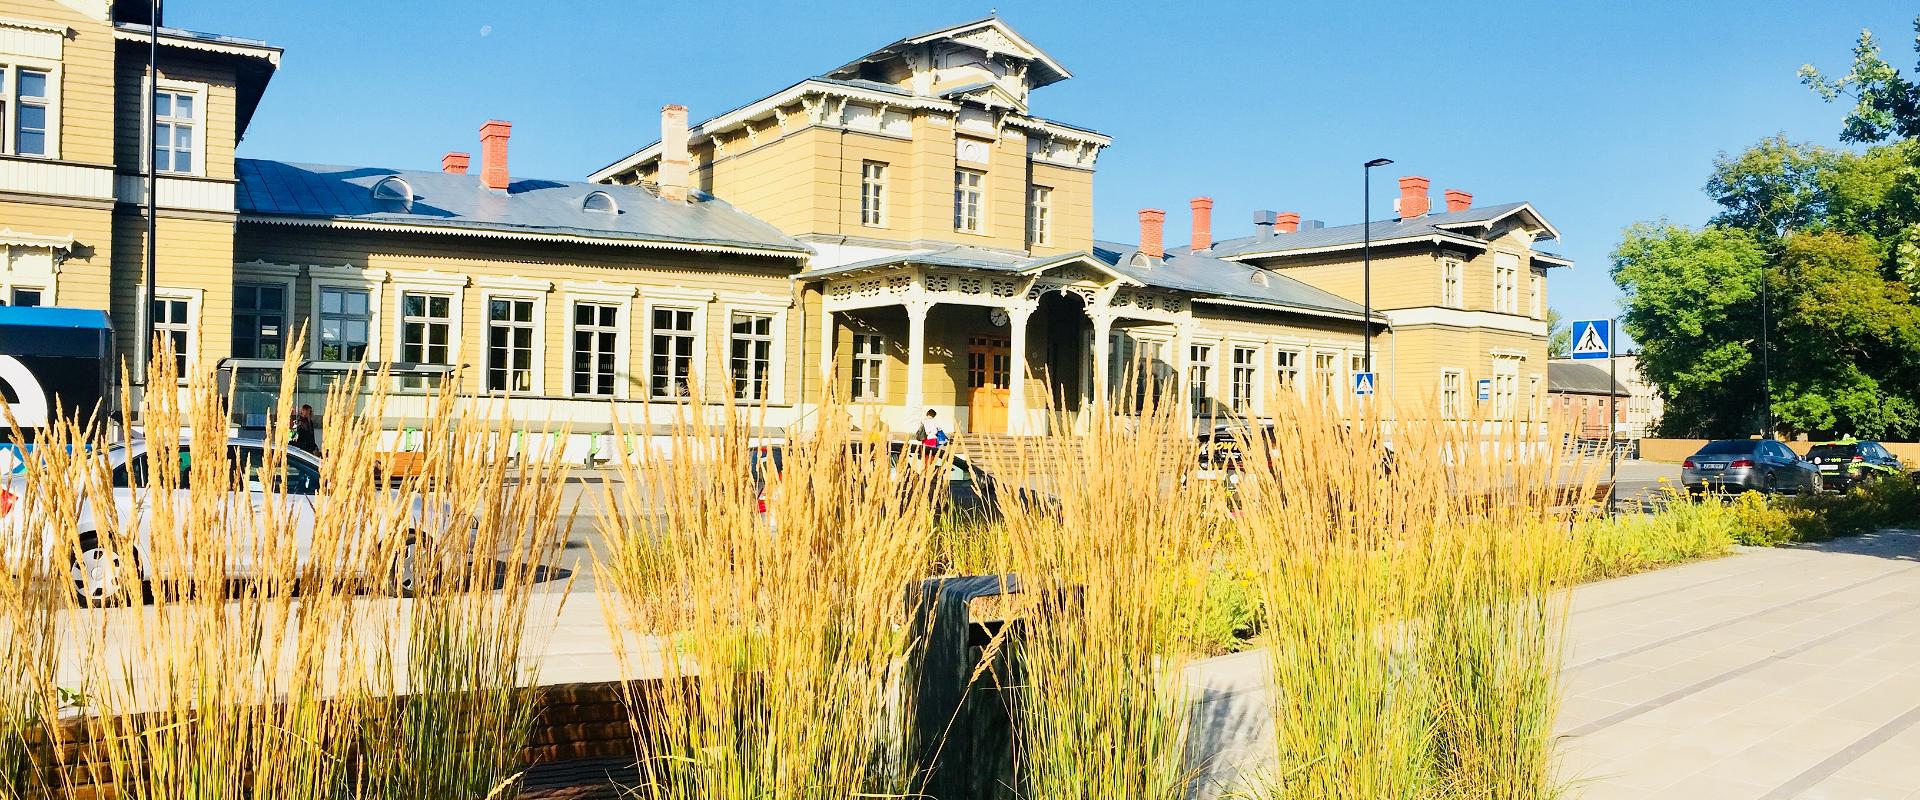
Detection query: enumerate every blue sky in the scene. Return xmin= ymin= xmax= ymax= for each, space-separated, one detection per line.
xmin=178 ymin=1 xmax=1915 ymax=332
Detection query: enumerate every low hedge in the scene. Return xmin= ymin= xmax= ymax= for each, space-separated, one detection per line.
xmin=1727 ymin=474 xmax=1920 ymax=546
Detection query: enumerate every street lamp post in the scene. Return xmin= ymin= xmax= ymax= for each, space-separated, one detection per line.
xmin=1362 ymin=158 xmax=1393 ymax=376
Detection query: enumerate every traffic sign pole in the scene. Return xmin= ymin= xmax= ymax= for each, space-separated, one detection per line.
xmin=1608 ymin=318 xmax=1618 ymax=518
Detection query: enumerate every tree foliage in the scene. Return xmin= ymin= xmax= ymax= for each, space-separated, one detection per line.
xmin=1545 ymin=309 xmax=1570 ymax=358
xmin=1613 ymin=15 xmax=1920 ymax=438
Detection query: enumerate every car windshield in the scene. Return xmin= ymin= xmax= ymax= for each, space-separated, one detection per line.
xmin=1807 ymin=445 xmax=1857 ymax=460
xmin=1695 ymin=440 xmax=1759 ymax=456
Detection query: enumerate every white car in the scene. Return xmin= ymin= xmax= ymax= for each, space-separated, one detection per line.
xmin=0 ymin=437 xmax=443 ymax=604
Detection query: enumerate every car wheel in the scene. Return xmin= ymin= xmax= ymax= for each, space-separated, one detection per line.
xmin=71 ymin=532 xmax=137 ymax=606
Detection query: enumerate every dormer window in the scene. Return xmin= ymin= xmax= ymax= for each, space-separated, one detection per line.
xmin=371 ymin=176 xmax=413 ymax=211
xmin=1130 ymin=252 xmax=1152 ymax=269
xmin=583 ymin=191 xmax=618 ymax=214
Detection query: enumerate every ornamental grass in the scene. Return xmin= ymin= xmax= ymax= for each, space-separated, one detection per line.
xmin=594 ymin=395 xmax=938 ymax=800
xmin=0 ymin=336 xmax=572 ymax=800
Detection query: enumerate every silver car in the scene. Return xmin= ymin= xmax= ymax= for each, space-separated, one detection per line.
xmin=1682 ymin=439 xmax=1820 ymax=495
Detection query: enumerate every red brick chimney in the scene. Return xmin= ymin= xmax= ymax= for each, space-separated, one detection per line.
xmin=1139 ymin=209 xmax=1166 ymax=259
xmin=659 ymin=104 xmax=691 ymax=203
xmin=1275 ymin=211 xmax=1301 ymax=233
xmin=1189 ymin=196 xmax=1213 ymax=252
xmin=479 ymin=121 xmax=511 ymax=191
xmin=441 ymin=152 xmax=470 ymax=175
xmin=1397 ymin=176 xmax=1430 ymax=218
xmin=1444 ymin=189 xmax=1472 ymax=212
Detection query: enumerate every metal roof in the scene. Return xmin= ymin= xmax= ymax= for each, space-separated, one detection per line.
xmin=1092 ymin=242 xmax=1377 ymax=321
xmin=1202 ymin=202 xmax=1562 ymax=261
xmin=1547 ymin=362 xmax=1629 ymax=396
xmin=236 ymin=160 xmax=808 ymax=258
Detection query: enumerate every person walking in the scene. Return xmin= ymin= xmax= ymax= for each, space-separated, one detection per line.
xmin=913 ymin=409 xmax=948 ymax=449
xmin=290 ymin=404 xmax=320 ymax=456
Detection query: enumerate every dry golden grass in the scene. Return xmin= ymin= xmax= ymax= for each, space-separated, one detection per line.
xmin=0 ymin=336 xmax=572 ymax=800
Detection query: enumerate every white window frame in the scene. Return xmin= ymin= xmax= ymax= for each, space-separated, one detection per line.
xmin=860 ymin=161 xmax=887 ymax=227
xmin=230 ymin=270 xmax=297 ymax=361
xmin=1187 ymin=343 xmax=1216 ymax=410
xmin=954 ymin=168 xmax=985 ymax=234
xmin=1440 ymin=369 xmax=1464 ymax=419
xmin=1494 ymin=251 xmax=1520 ymax=314
xmin=1028 ymin=184 xmax=1052 ymax=246
xmin=1491 ymin=355 xmax=1522 ymax=418
xmin=1530 ymin=270 xmax=1544 ymax=319
xmin=645 ymin=293 xmax=714 ymax=402
xmin=306 ymin=265 xmax=387 ymax=367
xmin=1441 ymin=258 xmax=1464 ymax=309
xmin=137 ymin=287 xmax=203 ymax=384
xmin=481 ymin=291 xmax=545 ymax=395
xmin=1229 ymin=344 xmax=1259 ymax=413
xmin=2 ymin=59 xmax=60 ymax=158
xmin=562 ymin=281 xmax=637 ymax=400
xmin=1313 ymin=350 xmax=1341 ymax=401
xmin=850 ymin=332 xmax=886 ymax=403
xmin=390 ymin=271 xmax=468 ymax=389
xmin=0 ymin=243 xmax=62 ymax=305
xmin=1273 ymin=347 xmax=1302 ymax=396
xmin=724 ymin=301 xmax=787 ymax=404
xmin=146 ymin=78 xmax=208 ymax=178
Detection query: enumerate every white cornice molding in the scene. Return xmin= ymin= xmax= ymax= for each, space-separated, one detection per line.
xmin=0 ymin=15 xmax=70 ymax=35
xmin=1387 ymin=306 xmax=1548 ymax=337
xmin=388 ymin=269 xmax=470 ymax=290
xmin=237 ymin=214 xmax=808 ymax=261
xmin=643 ymin=286 xmax=719 ymax=304
xmin=560 ymin=280 xmax=640 ymax=300
xmin=0 ymin=228 xmax=76 ymax=249
xmin=1001 ymin=115 xmax=1112 ymax=147
xmin=474 ymin=275 xmax=554 ymax=293
xmin=112 ymin=25 xmax=283 ymax=66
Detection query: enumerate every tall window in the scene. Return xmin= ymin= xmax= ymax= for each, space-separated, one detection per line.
xmin=1188 ymin=344 xmax=1213 ymax=408
xmin=953 ymin=169 xmax=984 ymax=233
xmin=649 ymin=307 xmax=697 ymax=399
xmin=486 ymin=297 xmax=536 ymax=392
xmin=1491 ymin=356 xmax=1521 ymax=417
xmin=318 ymin=287 xmax=370 ymax=362
xmin=1230 ymin=346 xmax=1258 ymax=411
xmin=860 ymin=161 xmax=887 ymax=227
xmin=1494 ymin=252 xmax=1520 ymax=313
xmin=1441 ymin=370 xmax=1464 ymax=418
xmin=1441 ymin=258 xmax=1464 ymax=308
xmin=1028 ymin=185 xmax=1052 ymax=246
xmin=153 ymin=88 xmax=197 ymax=174
xmin=1530 ymin=272 xmax=1544 ymax=318
xmin=729 ymin=312 xmax=774 ymax=402
xmin=1314 ymin=351 xmax=1339 ymax=398
xmin=400 ymin=292 xmax=452 ymax=389
xmin=851 ymin=333 xmax=885 ymax=401
xmin=232 ymin=283 xmax=286 ymax=360
xmin=1274 ymin=349 xmax=1300 ymax=393
xmin=152 ymin=297 xmax=191 ymax=379
xmin=572 ymin=302 xmax=619 ymax=397
xmin=4 ymin=67 xmax=50 ymax=156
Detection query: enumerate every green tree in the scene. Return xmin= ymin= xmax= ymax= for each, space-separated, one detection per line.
xmin=1610 ymin=223 xmax=1768 ymax=437
xmin=1545 ymin=308 xmax=1570 ymax=358
xmin=1705 ymin=136 xmax=1839 ymax=237
xmin=1801 ymin=17 xmax=1920 ymax=144
xmin=1769 ymin=230 xmax=1920 ymax=437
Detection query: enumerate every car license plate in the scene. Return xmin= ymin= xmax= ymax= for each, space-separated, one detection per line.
xmin=1701 ymin=462 xmax=1727 ymax=470
xmin=1820 ymin=464 xmax=1839 ymax=472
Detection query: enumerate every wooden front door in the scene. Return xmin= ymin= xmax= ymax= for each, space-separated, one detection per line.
xmin=967 ymin=335 xmax=1012 ymax=433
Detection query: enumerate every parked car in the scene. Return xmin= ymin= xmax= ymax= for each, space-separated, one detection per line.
xmin=1806 ymin=439 xmax=1905 ymax=490
xmin=1681 ymin=439 xmax=1821 ymax=495
xmin=0 ymin=437 xmax=448 ymax=605
xmin=1192 ymin=424 xmax=1278 ymax=488
xmin=748 ymin=441 xmax=1036 ymax=524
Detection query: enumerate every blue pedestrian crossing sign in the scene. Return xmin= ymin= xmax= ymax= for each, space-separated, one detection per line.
xmin=1571 ymin=319 xmax=1613 ymax=360
xmin=1352 ymin=371 xmax=1375 ymax=397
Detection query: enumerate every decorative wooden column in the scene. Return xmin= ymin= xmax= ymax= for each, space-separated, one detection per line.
xmin=1089 ymin=312 xmax=1113 ymax=407
xmin=1006 ymin=305 xmax=1034 ymax=434
xmin=904 ymin=300 xmax=931 ymax=413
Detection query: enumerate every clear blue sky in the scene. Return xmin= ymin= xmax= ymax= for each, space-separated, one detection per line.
xmin=177 ymin=0 xmax=1915 ymax=332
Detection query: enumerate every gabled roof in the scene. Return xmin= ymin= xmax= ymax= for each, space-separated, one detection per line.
xmin=1205 ymin=201 xmax=1567 ymax=264
xmin=826 ymin=15 xmax=1072 ymax=89
xmin=1092 ymin=241 xmax=1379 ymax=323
xmin=1548 ymin=361 xmax=1628 ymax=396
xmin=236 ymin=160 xmax=808 ymax=259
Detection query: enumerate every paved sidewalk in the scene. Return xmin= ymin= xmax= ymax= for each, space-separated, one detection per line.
xmin=1559 ymin=529 xmax=1920 ymax=799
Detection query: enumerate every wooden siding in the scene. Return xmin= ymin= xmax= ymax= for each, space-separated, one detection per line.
xmin=0 ymin=0 xmax=117 ymax=167
xmin=113 ymin=52 xmax=240 ymax=181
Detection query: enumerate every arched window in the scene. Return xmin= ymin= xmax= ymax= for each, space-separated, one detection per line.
xmin=371 ymin=176 xmax=413 ymax=211
xmin=582 ymin=191 xmax=619 ymax=214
